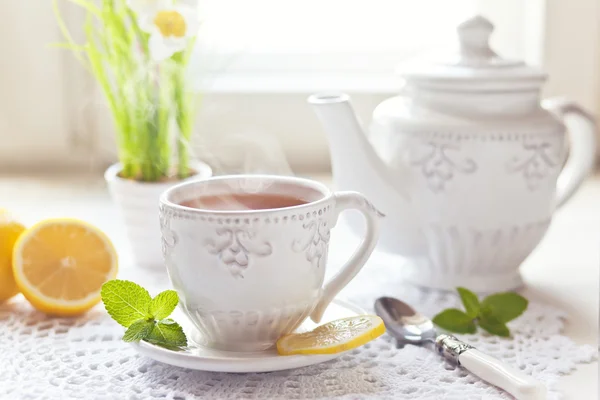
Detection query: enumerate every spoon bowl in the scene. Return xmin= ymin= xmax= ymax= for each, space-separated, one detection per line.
xmin=374 ymin=297 xmax=437 ymax=348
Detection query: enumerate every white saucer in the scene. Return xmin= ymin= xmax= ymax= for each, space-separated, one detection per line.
xmin=131 ymin=299 xmax=365 ymax=373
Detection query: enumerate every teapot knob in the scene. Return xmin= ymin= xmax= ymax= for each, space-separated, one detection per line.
xmin=456 ymin=15 xmax=497 ymax=63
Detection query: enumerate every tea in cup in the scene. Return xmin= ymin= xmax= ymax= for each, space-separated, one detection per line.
xmin=159 ymin=175 xmax=382 ymax=351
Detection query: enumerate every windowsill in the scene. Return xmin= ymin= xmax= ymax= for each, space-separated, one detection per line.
xmin=193 ymin=72 xmax=405 ymax=94
xmin=186 ymin=49 xmax=427 ymax=93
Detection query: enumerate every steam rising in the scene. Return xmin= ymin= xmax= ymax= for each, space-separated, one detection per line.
xmin=182 ymin=130 xmax=299 ymax=210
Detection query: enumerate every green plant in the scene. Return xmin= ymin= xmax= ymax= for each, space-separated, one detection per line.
xmin=52 ymin=0 xmax=199 ymax=181
xmin=432 ymin=287 xmax=528 ymax=337
xmin=101 ymin=279 xmax=187 ymax=349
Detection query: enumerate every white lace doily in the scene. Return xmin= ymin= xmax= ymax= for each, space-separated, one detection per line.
xmin=0 ymin=233 xmax=596 ymax=400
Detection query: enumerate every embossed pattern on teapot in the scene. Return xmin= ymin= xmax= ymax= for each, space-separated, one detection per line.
xmin=309 ymin=16 xmax=597 ymax=291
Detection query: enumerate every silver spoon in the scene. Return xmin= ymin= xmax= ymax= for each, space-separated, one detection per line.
xmin=375 ymin=296 xmax=546 ymax=400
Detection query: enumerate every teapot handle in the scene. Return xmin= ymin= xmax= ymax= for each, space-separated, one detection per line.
xmin=542 ymin=97 xmax=597 ymax=208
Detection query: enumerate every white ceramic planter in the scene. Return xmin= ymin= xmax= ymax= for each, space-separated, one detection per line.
xmin=105 ymin=161 xmax=213 ymax=269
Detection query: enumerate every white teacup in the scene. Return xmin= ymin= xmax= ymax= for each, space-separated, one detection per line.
xmin=159 ymin=175 xmax=382 ymax=352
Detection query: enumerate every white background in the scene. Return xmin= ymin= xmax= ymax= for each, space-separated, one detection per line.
xmin=0 ymin=0 xmax=598 ymax=173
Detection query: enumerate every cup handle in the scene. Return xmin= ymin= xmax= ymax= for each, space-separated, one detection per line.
xmin=310 ymin=191 xmax=383 ymax=323
xmin=542 ymin=97 xmax=597 ymax=208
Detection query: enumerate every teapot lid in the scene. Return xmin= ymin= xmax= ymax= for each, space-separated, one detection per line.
xmin=398 ymin=15 xmax=547 ymax=91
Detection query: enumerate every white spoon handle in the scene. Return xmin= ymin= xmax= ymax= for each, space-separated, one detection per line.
xmin=459 ymin=349 xmax=546 ymax=400
xmin=436 ymin=334 xmax=546 ymax=400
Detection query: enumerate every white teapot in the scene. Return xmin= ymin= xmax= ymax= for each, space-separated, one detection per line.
xmin=309 ymin=16 xmax=597 ymax=291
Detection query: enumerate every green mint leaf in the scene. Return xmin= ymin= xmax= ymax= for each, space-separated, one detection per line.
xmin=479 ymin=313 xmax=510 ymax=337
xmin=457 ymin=287 xmax=480 ymax=318
xmin=145 ymin=320 xmax=187 ymax=348
xmin=149 ymin=290 xmax=179 ymax=320
xmin=101 ymin=280 xmax=152 ymax=327
xmin=481 ymin=292 xmax=528 ymax=323
xmin=432 ymin=308 xmax=476 ymax=334
xmin=122 ymin=319 xmax=155 ymax=342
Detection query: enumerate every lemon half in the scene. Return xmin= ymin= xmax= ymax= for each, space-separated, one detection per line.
xmin=12 ymin=218 xmax=118 ymax=316
xmin=0 ymin=210 xmax=25 ymax=302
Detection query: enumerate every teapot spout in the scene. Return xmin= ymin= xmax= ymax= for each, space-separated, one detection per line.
xmin=309 ymin=93 xmax=423 ymax=257
xmin=308 ymin=93 xmax=410 ymax=203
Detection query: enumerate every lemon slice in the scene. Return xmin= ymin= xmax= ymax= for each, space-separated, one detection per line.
xmin=12 ymin=218 xmax=118 ymax=316
xmin=0 ymin=210 xmax=25 ymax=303
xmin=276 ymin=315 xmax=386 ymax=355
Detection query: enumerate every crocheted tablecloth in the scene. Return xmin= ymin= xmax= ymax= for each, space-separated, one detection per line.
xmin=0 ymin=231 xmax=596 ymax=400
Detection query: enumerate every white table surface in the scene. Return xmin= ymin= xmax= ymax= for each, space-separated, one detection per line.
xmin=0 ymin=171 xmax=597 ymax=399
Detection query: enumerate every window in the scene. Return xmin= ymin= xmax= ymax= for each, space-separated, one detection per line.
xmin=190 ymin=0 xmax=478 ymax=91
xmin=2 ymin=0 xmax=597 ymax=170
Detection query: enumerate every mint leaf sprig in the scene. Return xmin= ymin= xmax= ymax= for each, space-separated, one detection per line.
xmin=432 ymin=287 xmax=528 ymax=337
xmin=101 ymin=280 xmax=187 ymax=350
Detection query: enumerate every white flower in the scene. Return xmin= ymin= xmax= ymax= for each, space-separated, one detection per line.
xmin=138 ymin=4 xmax=199 ymax=61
